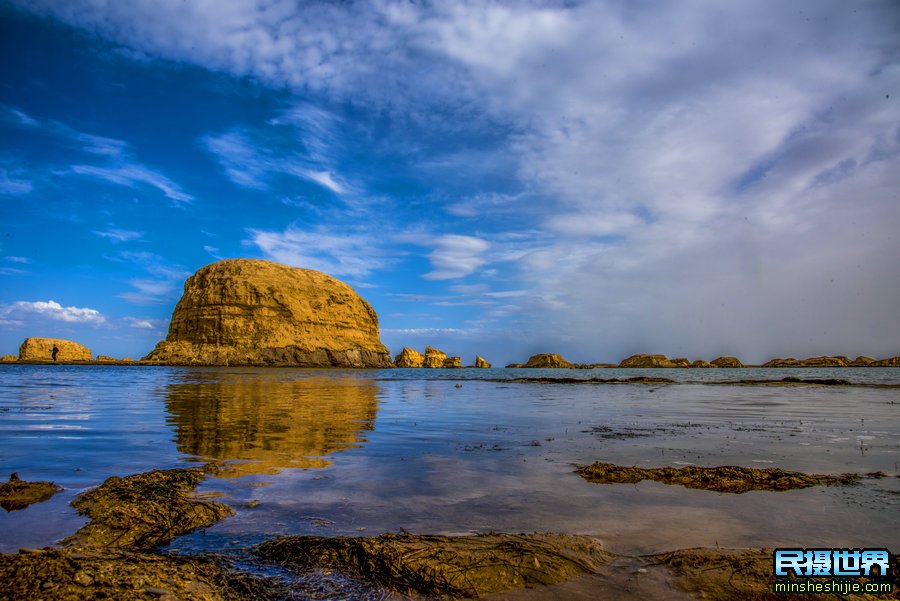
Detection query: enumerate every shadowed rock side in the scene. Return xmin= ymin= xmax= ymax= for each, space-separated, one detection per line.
xmin=576 ymin=462 xmax=868 ymax=493
xmin=142 ymin=259 xmax=392 ymax=367
xmin=0 ymin=472 xmax=62 ymax=512
xmin=18 ymin=337 xmax=91 ymax=362
xmin=257 ymin=533 xmax=610 ymax=598
xmin=61 ymin=468 xmax=234 ymax=550
xmin=164 ymin=375 xmax=378 ymax=477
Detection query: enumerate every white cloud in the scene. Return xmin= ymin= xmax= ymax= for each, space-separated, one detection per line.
xmin=108 ymin=252 xmax=191 ymax=305
xmin=72 ymin=164 xmax=192 ymax=203
xmin=0 ymin=300 xmax=105 ymax=325
xmin=4 ymin=256 xmax=30 ymax=264
xmin=93 ymin=228 xmax=143 ymax=243
xmin=424 ymin=235 xmax=490 ymax=280
xmin=124 ymin=317 xmax=166 ymax=330
xmin=0 ymin=168 xmax=33 ymax=195
xmin=247 ymin=225 xmax=387 ymax=278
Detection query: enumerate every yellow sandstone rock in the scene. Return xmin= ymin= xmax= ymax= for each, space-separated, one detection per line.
xmin=422 ymin=346 xmax=447 ymax=368
xmin=18 ymin=337 xmax=91 ymax=361
xmin=474 ymin=355 xmax=491 ymax=368
xmin=523 ymin=353 xmax=572 ymax=368
xmin=142 ymin=259 xmax=392 ymax=367
xmin=617 ymin=354 xmax=674 ymax=368
xmin=394 ymin=347 xmax=424 ymax=368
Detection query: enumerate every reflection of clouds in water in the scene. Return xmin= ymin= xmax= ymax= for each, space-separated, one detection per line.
xmin=163 ymin=372 xmax=379 ymax=477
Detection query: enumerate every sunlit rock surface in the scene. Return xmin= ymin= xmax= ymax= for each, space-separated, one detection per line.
xmin=143 ymin=259 xmax=392 ymax=367
xmin=18 ymin=337 xmax=91 ymax=361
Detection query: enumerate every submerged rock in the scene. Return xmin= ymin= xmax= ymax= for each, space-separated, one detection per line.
xmin=523 ymin=353 xmax=572 ymax=368
xmin=393 ymin=347 xmax=424 ymax=368
xmin=474 ymin=355 xmax=491 ymax=368
xmin=18 ymin=337 xmax=91 ymax=362
xmin=618 ymin=354 xmax=675 ymax=368
xmin=576 ymin=462 xmax=864 ymax=493
xmin=142 ymin=259 xmax=392 ymax=367
xmin=62 ymin=468 xmax=234 ymax=550
xmin=0 ymin=472 xmax=62 ymax=512
xmin=422 ymin=346 xmax=447 ymax=368
xmin=257 ymin=532 xmax=609 ymax=598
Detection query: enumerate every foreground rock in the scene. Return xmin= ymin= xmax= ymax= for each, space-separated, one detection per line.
xmin=422 ymin=345 xmax=447 ymax=368
xmin=143 ymin=259 xmax=392 ymax=368
xmin=0 ymin=548 xmax=270 ymax=601
xmin=61 ymin=468 xmax=234 ymax=550
xmin=18 ymin=337 xmax=91 ymax=362
xmin=522 ymin=353 xmax=572 ymax=368
xmin=0 ymin=473 xmax=62 ymax=511
xmin=257 ymin=532 xmax=609 ymax=598
xmin=576 ymin=462 xmax=867 ymax=493
xmin=393 ymin=347 xmax=424 ymax=368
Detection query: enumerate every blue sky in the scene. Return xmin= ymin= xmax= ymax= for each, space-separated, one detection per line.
xmin=1 ymin=0 xmax=898 ymax=365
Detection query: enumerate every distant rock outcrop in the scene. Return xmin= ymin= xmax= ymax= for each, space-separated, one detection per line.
xmin=394 ymin=347 xmax=425 ymax=368
xmin=19 ymin=338 xmax=91 ymax=362
xmin=763 ymin=356 xmax=855 ymax=368
xmin=849 ymin=356 xmax=875 ymax=366
xmin=618 ymin=354 xmax=675 ymax=368
xmin=0 ymin=355 xmax=16 ymax=363
xmin=691 ymin=360 xmax=714 ymax=368
xmin=474 ymin=356 xmax=491 ymax=369
xmin=142 ymin=259 xmax=392 ymax=367
xmin=670 ymin=357 xmax=691 ymax=367
xmin=523 ymin=353 xmax=572 ymax=368
xmin=422 ymin=346 xmax=447 ymax=368
xmin=871 ymin=356 xmax=900 ymax=366
xmin=443 ymin=356 xmax=462 ymax=368
xmin=710 ymin=356 xmax=743 ymax=368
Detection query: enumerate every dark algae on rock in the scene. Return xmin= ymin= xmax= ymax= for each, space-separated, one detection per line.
xmin=61 ymin=467 xmax=234 ymax=550
xmin=0 ymin=548 xmax=270 ymax=601
xmin=576 ymin=462 xmax=868 ymax=493
xmin=257 ymin=532 xmax=610 ymax=598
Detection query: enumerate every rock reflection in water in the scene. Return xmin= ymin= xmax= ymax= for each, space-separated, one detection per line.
xmin=163 ymin=372 xmax=379 ymax=477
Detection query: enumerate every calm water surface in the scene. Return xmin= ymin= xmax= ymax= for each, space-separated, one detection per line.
xmin=1 ymin=365 xmax=898 ymax=556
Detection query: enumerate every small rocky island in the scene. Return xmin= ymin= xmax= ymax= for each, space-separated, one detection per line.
xmin=142 ymin=259 xmax=393 ymax=368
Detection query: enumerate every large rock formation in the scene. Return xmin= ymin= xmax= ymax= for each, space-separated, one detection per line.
xmin=422 ymin=346 xmax=447 ymax=368
xmin=618 ymin=354 xmax=675 ymax=368
xmin=710 ymin=356 xmax=743 ymax=368
xmin=394 ymin=347 xmax=424 ymax=368
xmin=763 ymin=356 xmax=855 ymax=368
xmin=523 ymin=353 xmax=572 ymax=368
xmin=870 ymin=356 xmax=900 ymax=367
xmin=19 ymin=337 xmax=91 ymax=362
xmin=474 ymin=356 xmax=491 ymax=368
xmin=142 ymin=259 xmax=392 ymax=367
xmin=442 ymin=356 xmax=462 ymax=368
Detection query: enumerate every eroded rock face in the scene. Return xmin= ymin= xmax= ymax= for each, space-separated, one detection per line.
xmin=618 ymin=354 xmax=675 ymax=368
xmin=710 ymin=356 xmax=743 ymax=368
xmin=442 ymin=356 xmax=462 ymax=368
xmin=142 ymin=259 xmax=392 ymax=367
xmin=422 ymin=346 xmax=447 ymax=368
xmin=692 ymin=360 xmax=714 ymax=368
xmin=474 ymin=356 xmax=491 ymax=368
xmin=871 ymin=356 xmax=900 ymax=366
xmin=394 ymin=347 xmax=424 ymax=368
xmin=523 ymin=353 xmax=572 ymax=368
xmin=19 ymin=337 xmax=91 ymax=361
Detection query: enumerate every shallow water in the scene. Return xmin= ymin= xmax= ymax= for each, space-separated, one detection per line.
xmin=1 ymin=364 xmax=898 ymax=557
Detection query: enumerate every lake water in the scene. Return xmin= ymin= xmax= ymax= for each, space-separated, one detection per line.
xmin=1 ymin=365 xmax=898 ymax=559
